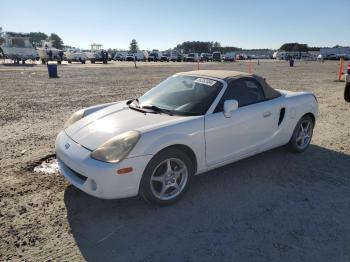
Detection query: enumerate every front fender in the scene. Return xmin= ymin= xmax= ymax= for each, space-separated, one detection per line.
xmin=128 ymin=117 xmax=207 ymax=173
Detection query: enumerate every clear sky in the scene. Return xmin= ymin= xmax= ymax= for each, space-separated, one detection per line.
xmin=1 ymin=0 xmax=349 ymax=50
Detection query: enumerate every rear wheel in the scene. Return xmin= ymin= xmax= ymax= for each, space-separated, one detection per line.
xmin=140 ymin=148 xmax=194 ymax=205
xmin=288 ymin=115 xmax=314 ymax=153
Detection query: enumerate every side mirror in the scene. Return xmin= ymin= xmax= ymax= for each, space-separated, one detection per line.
xmin=223 ymin=99 xmax=238 ymax=118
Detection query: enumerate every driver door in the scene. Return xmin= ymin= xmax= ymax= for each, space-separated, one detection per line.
xmin=205 ymin=78 xmax=276 ymax=166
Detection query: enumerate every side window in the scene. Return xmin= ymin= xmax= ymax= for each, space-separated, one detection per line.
xmin=214 ymin=78 xmax=265 ymax=112
xmin=242 ymin=79 xmax=265 ymax=104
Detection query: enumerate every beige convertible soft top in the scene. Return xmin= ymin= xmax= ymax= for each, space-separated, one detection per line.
xmin=177 ymin=70 xmax=281 ymax=100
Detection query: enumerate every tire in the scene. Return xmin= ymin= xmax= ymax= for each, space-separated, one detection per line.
xmin=82 ymin=60 xmax=86 ymax=64
xmin=344 ymin=83 xmax=350 ymax=102
xmin=287 ymin=115 xmax=314 ymax=153
xmin=139 ymin=148 xmax=194 ymax=205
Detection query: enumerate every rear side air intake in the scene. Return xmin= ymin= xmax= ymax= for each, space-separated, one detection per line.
xmin=278 ymin=108 xmax=285 ymax=126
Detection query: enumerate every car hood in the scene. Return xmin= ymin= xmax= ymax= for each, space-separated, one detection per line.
xmin=65 ymin=101 xmax=191 ymax=150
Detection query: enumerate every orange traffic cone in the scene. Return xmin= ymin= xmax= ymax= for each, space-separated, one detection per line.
xmin=338 ymin=58 xmax=344 ymax=81
xmin=247 ymin=61 xmax=253 ymax=74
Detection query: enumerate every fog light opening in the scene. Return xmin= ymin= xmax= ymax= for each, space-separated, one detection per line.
xmin=90 ymin=179 xmax=97 ymax=191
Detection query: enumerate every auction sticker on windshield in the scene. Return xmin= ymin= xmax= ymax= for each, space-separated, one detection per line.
xmin=194 ymin=78 xmax=217 ymax=86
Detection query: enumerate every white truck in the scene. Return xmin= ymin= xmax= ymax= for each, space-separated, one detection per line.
xmin=0 ymin=32 xmax=39 ymax=63
xmin=64 ymin=50 xmax=87 ymax=64
xmin=170 ymin=51 xmax=182 ymax=62
xmin=37 ymin=41 xmax=63 ymax=64
xmin=114 ymin=51 xmax=128 ymax=61
xmin=185 ymin=53 xmax=199 ymax=62
xmin=148 ymin=50 xmax=162 ymax=62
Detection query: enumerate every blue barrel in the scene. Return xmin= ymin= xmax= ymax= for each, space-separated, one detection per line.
xmin=289 ymin=59 xmax=294 ymax=67
xmin=47 ymin=63 xmax=58 ymax=78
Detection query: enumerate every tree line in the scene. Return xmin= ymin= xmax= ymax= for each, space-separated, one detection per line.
xmin=279 ymin=43 xmax=322 ymax=52
xmin=0 ymin=28 xmax=344 ymax=53
xmin=173 ymin=41 xmax=325 ymax=54
xmin=29 ymin=32 xmax=64 ymax=49
xmin=174 ymin=41 xmax=242 ymax=54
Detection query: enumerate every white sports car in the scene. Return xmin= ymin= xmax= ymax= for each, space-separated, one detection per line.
xmin=56 ymin=70 xmax=318 ymax=205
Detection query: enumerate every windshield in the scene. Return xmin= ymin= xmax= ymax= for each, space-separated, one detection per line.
xmin=136 ymin=75 xmax=223 ymax=116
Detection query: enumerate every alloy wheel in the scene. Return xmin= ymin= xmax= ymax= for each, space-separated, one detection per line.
xmin=150 ymin=158 xmax=188 ymax=201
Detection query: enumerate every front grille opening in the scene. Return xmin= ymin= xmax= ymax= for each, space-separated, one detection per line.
xmin=71 ymin=169 xmax=88 ymax=182
xmin=58 ymin=158 xmax=88 ymax=183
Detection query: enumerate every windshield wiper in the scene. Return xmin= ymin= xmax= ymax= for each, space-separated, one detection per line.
xmin=142 ymin=105 xmax=174 ymax=115
xmin=127 ymin=98 xmax=151 ymax=113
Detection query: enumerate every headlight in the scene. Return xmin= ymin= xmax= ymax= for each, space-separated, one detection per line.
xmin=64 ymin=109 xmax=85 ymax=128
xmin=90 ymin=131 xmax=141 ymax=163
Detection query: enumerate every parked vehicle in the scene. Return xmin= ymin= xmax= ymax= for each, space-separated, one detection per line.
xmin=0 ymin=32 xmax=39 ymax=63
xmin=338 ymin=54 xmax=350 ymax=60
xmin=87 ymin=50 xmax=108 ymax=64
xmin=37 ymin=41 xmax=63 ymax=64
xmin=236 ymin=53 xmax=248 ymax=60
xmin=86 ymin=43 xmax=109 ymax=63
xmin=212 ymin=51 xmax=222 ymax=62
xmin=125 ymin=51 xmax=149 ymax=62
xmin=273 ymin=51 xmax=289 ymax=60
xmin=317 ymin=54 xmax=323 ymax=61
xmin=114 ymin=51 xmax=128 ymax=61
xmin=64 ymin=50 xmax=87 ymax=64
xmin=160 ymin=52 xmax=170 ymax=62
xmin=56 ymin=70 xmax=318 ymax=205
xmin=148 ymin=50 xmax=162 ymax=62
xmin=200 ymin=53 xmax=212 ymax=62
xmin=223 ymin=52 xmax=236 ymax=62
xmin=125 ymin=54 xmax=135 ymax=61
xmin=170 ymin=51 xmax=182 ymax=62
xmin=324 ymin=54 xmax=339 ymax=60
xmin=185 ymin=53 xmax=199 ymax=62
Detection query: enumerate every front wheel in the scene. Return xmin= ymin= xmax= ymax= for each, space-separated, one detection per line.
xmin=140 ymin=148 xmax=194 ymax=205
xmin=287 ymin=115 xmax=314 ymax=153
xmin=344 ymin=83 xmax=350 ymax=102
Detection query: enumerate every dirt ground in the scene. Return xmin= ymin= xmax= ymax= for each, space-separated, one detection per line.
xmin=0 ymin=60 xmax=349 ymax=262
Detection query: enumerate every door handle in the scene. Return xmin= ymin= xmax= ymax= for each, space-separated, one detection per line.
xmin=263 ymin=111 xmax=272 ymax=118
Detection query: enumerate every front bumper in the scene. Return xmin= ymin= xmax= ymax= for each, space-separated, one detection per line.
xmin=55 ymin=131 xmax=152 ymax=199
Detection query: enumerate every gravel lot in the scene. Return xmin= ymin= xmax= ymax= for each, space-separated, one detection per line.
xmin=1 ymin=60 xmax=349 ymax=261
